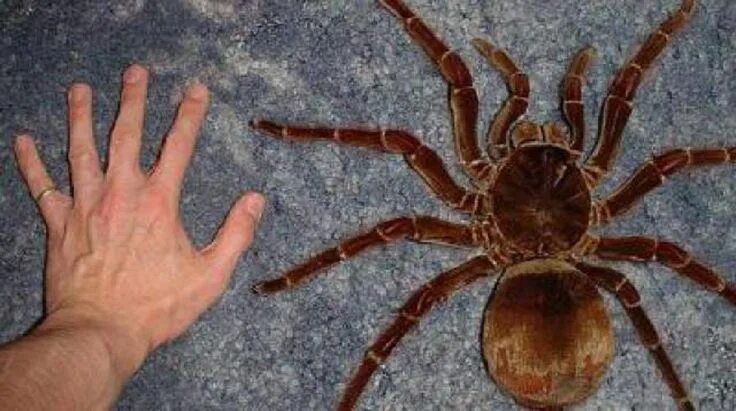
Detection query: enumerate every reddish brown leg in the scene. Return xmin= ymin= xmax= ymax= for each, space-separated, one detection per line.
xmin=379 ymin=0 xmax=493 ymax=181
xmin=337 ymin=255 xmax=499 ymax=410
xmin=472 ymin=38 xmax=530 ymax=159
xmin=593 ymin=147 xmax=736 ymax=224
xmin=561 ymin=47 xmax=596 ymax=154
xmin=576 ymin=262 xmax=694 ymax=410
xmin=251 ymin=120 xmax=489 ymax=215
xmin=592 ymin=236 xmax=736 ymax=306
xmin=585 ymin=0 xmax=697 ymax=185
xmin=253 ymin=216 xmax=483 ymax=294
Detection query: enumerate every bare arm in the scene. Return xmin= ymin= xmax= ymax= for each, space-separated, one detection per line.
xmin=0 ymin=64 xmax=265 ymax=409
xmin=0 ymin=311 xmax=144 ymax=409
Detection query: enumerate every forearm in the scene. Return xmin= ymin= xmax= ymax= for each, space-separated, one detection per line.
xmin=0 ymin=312 xmax=146 ymax=410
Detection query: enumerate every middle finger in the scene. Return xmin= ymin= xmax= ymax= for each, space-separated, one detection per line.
xmin=108 ymin=64 xmax=149 ymax=176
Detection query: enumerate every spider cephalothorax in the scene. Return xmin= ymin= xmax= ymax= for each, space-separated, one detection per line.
xmin=490 ymin=142 xmax=591 ymax=256
xmin=252 ymin=0 xmax=734 ymax=409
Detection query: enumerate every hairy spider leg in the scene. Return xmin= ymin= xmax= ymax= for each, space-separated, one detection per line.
xmin=561 ymin=47 xmax=596 ymax=154
xmin=585 ymin=0 xmax=697 ymax=186
xmin=592 ymin=236 xmax=736 ymax=306
xmin=593 ymin=148 xmax=736 ymax=224
xmin=472 ymin=38 xmax=531 ymax=159
xmin=250 ymin=120 xmax=489 ymax=215
xmin=253 ymin=216 xmax=482 ymax=294
xmin=337 ymin=255 xmax=498 ymax=411
xmin=576 ymin=263 xmax=693 ymax=410
xmin=379 ymin=0 xmax=493 ymax=181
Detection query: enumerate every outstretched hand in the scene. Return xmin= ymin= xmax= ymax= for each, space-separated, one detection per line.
xmin=13 ymin=64 xmax=264 ymax=375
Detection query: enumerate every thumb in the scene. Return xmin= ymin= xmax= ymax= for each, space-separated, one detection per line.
xmin=203 ymin=192 xmax=265 ymax=281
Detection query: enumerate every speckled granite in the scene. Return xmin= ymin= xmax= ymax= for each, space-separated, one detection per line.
xmin=1 ymin=0 xmax=734 ymax=409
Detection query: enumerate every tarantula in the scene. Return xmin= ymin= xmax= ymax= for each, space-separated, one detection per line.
xmin=252 ymin=0 xmax=735 ymax=409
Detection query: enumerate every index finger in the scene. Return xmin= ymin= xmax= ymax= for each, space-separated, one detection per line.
xmin=150 ymin=83 xmax=209 ymax=196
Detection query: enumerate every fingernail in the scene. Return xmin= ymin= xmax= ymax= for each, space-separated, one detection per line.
xmin=123 ymin=64 xmax=145 ymax=84
xmin=14 ymin=134 xmax=32 ymax=150
xmin=244 ymin=194 xmax=266 ymax=221
xmin=187 ymin=83 xmax=209 ymax=101
xmin=68 ymin=83 xmax=90 ymax=104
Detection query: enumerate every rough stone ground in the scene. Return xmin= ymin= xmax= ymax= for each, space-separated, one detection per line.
xmin=1 ymin=0 xmax=734 ymax=409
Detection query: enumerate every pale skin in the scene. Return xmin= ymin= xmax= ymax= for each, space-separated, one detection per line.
xmin=0 ymin=64 xmax=265 ymax=409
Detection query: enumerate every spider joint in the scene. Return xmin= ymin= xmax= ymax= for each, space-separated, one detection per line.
xmin=668 ymin=253 xmax=692 ymax=269
xmin=722 ymin=147 xmax=732 ymax=162
xmin=440 ymin=49 xmax=453 ymax=63
xmin=379 ymin=129 xmax=389 ymax=150
xmin=366 ymin=349 xmax=384 ymax=365
xmin=400 ymin=311 xmax=419 ymax=322
xmin=614 ymin=277 xmax=628 ymax=292
xmin=565 ymin=73 xmax=586 ymax=83
xmin=629 ymin=62 xmax=644 ymax=74
xmin=623 ymin=297 xmax=641 ymax=308
xmin=336 ymin=245 xmax=348 ymax=260
xmin=591 ymin=201 xmax=611 ymax=225
xmin=646 ymin=160 xmax=667 ymax=182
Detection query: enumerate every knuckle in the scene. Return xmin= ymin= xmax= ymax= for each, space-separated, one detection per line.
xmin=171 ymin=118 xmax=196 ymax=139
xmin=94 ymin=188 xmax=127 ymax=220
xmin=71 ymin=252 xmax=103 ymax=275
xmin=110 ymin=130 xmax=138 ymax=148
xmin=68 ymin=149 xmax=95 ymax=164
xmin=164 ymin=131 xmax=187 ymax=152
xmin=140 ymin=186 xmax=175 ymax=214
xmin=237 ymin=218 xmax=257 ymax=246
xmin=241 ymin=227 xmax=256 ymax=245
xmin=91 ymin=200 xmax=116 ymax=226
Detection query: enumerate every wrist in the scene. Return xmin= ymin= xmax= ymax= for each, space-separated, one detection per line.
xmin=39 ymin=304 xmax=150 ymax=384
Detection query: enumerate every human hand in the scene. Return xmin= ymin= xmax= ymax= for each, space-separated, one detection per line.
xmin=13 ymin=64 xmax=264 ymax=376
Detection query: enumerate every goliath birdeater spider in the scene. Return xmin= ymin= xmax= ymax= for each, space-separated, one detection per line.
xmin=252 ymin=0 xmax=734 ymax=409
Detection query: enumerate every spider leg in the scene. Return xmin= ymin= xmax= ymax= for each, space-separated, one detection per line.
xmin=253 ymin=216 xmax=486 ymax=294
xmin=337 ymin=255 xmax=499 ymax=410
xmin=378 ymin=0 xmax=493 ymax=181
xmin=593 ymin=147 xmax=736 ymax=224
xmin=576 ymin=262 xmax=693 ymax=410
xmin=591 ymin=236 xmax=736 ymax=306
xmin=251 ymin=120 xmax=490 ymax=214
xmin=562 ymin=47 xmax=596 ymax=154
xmin=585 ymin=0 xmax=696 ymax=186
xmin=472 ymin=38 xmax=530 ymax=159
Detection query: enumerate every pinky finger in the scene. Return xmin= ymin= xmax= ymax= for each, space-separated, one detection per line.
xmin=14 ymin=135 xmax=70 ymax=233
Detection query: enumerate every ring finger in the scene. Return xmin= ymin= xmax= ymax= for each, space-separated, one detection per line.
xmin=68 ymin=83 xmax=103 ymax=207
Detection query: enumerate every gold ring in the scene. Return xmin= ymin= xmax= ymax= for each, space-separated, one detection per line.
xmin=34 ymin=185 xmax=57 ymax=203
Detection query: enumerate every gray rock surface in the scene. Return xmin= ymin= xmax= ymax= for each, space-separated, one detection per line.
xmin=1 ymin=0 xmax=734 ymax=409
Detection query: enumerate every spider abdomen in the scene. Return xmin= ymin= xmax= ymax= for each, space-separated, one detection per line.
xmin=491 ymin=144 xmax=591 ymax=254
xmin=482 ymin=259 xmax=614 ymax=408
